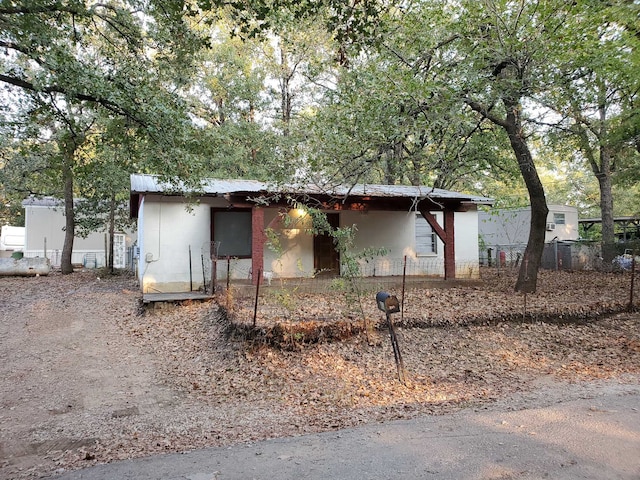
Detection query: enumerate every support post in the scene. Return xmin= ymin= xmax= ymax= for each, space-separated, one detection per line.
xmin=418 ymin=207 xmax=456 ymax=280
xmin=251 ymin=207 xmax=265 ymax=285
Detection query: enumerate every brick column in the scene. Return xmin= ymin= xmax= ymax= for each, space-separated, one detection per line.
xmin=443 ymin=209 xmax=455 ymax=280
xmin=251 ymin=206 xmax=265 ymax=285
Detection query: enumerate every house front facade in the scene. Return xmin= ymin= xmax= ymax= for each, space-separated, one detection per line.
xmin=131 ymin=174 xmax=492 ymax=294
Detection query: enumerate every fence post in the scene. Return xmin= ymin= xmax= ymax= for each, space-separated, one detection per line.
xmin=226 ymin=256 xmax=231 ymax=309
xmin=189 ymin=245 xmax=193 ymax=292
xmin=629 ymin=255 xmax=636 ymax=312
xmin=401 ymin=255 xmax=407 ymax=324
xmin=201 ymin=254 xmax=206 ymax=293
xmin=253 ymin=268 xmax=261 ymax=327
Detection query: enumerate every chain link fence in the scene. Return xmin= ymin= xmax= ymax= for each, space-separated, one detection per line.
xmin=480 ymin=240 xmax=640 ymax=273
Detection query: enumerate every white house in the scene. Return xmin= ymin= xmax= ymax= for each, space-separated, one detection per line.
xmin=22 ymin=197 xmax=135 ymax=268
xmin=131 ymin=174 xmax=493 ymax=294
xmin=478 ymin=205 xmax=579 ymax=246
xmin=478 ymin=205 xmax=579 ymax=264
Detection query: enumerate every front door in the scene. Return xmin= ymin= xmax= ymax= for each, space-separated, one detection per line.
xmin=313 ymin=213 xmax=340 ymax=275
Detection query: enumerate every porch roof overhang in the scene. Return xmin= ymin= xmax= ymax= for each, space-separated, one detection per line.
xmin=129 ymin=174 xmax=493 ymax=217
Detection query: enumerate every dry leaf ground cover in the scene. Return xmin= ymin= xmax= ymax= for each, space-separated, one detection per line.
xmin=0 ymin=268 xmax=639 ymax=479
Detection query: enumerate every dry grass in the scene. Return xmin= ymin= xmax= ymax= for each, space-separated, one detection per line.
xmin=1 ymin=267 xmax=639 ymax=479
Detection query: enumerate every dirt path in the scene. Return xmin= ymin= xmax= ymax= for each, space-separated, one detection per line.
xmin=0 ymin=273 xmax=189 ymax=479
xmin=1 ymin=271 xmax=639 ymax=479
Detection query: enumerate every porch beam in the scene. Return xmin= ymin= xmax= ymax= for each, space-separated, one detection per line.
xmin=419 ymin=207 xmax=456 ymax=280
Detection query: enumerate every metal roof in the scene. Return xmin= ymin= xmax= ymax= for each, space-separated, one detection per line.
xmin=22 ymin=197 xmax=64 ymax=207
xmin=130 ymin=174 xmax=493 ymax=205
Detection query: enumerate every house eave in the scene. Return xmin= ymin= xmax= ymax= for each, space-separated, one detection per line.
xmin=129 ymin=174 xmax=493 ymax=217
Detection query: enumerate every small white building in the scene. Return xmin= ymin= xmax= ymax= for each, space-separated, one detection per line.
xmin=22 ymin=197 xmax=135 ymax=268
xmin=131 ymin=174 xmax=493 ymax=294
xmin=478 ymin=205 xmax=579 ymax=263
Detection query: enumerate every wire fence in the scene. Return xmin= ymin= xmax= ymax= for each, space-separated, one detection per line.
xmin=215 ymin=259 xmax=482 ymax=328
xmin=480 ymin=240 xmax=640 ymax=273
xmin=209 ymin=256 xmax=481 ymax=291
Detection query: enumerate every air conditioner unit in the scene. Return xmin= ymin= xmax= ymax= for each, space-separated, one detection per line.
xmin=546 ymin=223 xmax=556 ymax=231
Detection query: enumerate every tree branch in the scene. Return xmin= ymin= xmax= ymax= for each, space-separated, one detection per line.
xmin=0 ymin=73 xmax=147 ymax=127
xmin=464 ymin=98 xmax=510 ymax=129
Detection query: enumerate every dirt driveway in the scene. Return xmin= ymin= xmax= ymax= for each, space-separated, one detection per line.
xmin=1 ymin=270 xmax=639 ymax=479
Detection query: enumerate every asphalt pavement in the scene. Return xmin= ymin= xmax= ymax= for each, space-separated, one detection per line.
xmin=55 ymin=381 xmax=640 ymax=480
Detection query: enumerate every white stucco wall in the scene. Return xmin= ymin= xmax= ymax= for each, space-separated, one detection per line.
xmin=139 ymin=196 xmax=216 ymax=293
xmin=342 ymin=209 xmax=480 ymax=279
xmin=263 ymin=208 xmax=314 ymax=278
xmin=454 ymin=209 xmax=481 ymax=278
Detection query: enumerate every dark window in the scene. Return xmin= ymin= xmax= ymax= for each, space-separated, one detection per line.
xmin=212 ymin=210 xmax=252 ymax=258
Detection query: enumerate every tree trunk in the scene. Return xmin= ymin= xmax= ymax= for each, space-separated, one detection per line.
xmin=280 ymin=47 xmax=292 ymax=136
xmin=503 ymin=99 xmax=549 ymax=293
xmin=597 ymin=148 xmax=616 ymax=263
xmin=467 ymin=95 xmax=549 ymax=292
xmin=60 ymin=160 xmax=75 ymax=274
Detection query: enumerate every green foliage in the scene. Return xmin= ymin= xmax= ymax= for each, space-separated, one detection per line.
xmin=2 ymin=0 xmax=638 ymax=274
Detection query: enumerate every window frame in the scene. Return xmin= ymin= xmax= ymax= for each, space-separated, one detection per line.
xmin=415 ymin=213 xmax=438 ymax=256
xmin=211 ymin=208 xmax=253 ymax=259
xmin=553 ymin=213 xmax=566 ymax=225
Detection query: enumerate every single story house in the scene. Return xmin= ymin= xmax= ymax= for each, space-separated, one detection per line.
xmin=22 ymin=197 xmax=135 ymax=268
xmin=131 ymin=174 xmax=493 ymax=294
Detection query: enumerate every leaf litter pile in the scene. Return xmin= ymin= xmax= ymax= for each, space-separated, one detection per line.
xmin=1 ymin=268 xmax=639 ymax=479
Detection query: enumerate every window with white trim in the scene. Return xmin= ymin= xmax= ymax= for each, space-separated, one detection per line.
xmin=415 ymin=213 xmax=437 ymax=255
xmin=553 ymin=213 xmax=566 ymax=225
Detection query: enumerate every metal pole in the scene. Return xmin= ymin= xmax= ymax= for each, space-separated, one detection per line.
xmin=189 ymin=245 xmax=193 ymax=292
xmin=629 ymin=254 xmax=636 ymax=312
xmin=253 ymin=268 xmax=261 ymax=327
xmin=226 ymin=256 xmax=231 ymax=309
xmin=401 ymin=255 xmax=407 ymax=324
xmin=201 ymin=254 xmax=206 ymax=293
xmin=211 ymin=256 xmax=217 ymax=294
xmin=386 ymin=311 xmax=406 ymax=385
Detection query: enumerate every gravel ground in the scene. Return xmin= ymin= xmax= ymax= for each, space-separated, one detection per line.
xmin=0 ymin=268 xmax=639 ymax=479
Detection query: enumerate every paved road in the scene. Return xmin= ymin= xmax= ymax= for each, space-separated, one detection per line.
xmin=55 ymin=382 xmax=640 ymax=480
